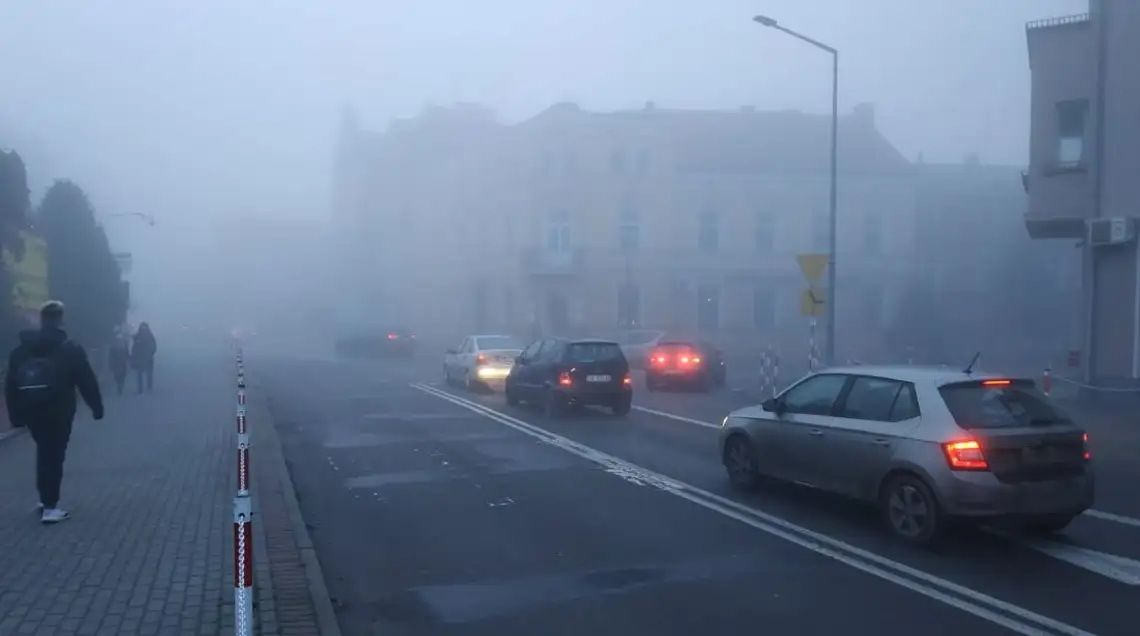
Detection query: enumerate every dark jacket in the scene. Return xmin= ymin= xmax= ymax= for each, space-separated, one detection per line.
xmin=5 ymin=328 xmax=104 ymax=426
xmin=132 ymin=330 xmax=156 ymax=368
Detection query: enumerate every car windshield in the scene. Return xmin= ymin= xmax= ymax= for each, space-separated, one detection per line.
xmin=939 ymin=381 xmax=1071 ymax=429
xmin=475 ymin=336 xmax=524 ymax=350
xmin=567 ymin=342 xmax=624 ymax=363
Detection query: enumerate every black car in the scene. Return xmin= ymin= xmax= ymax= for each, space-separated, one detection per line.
xmin=334 ymin=327 xmax=416 ymax=358
xmin=505 ymin=338 xmax=633 ymax=416
xmin=645 ymin=340 xmax=727 ymax=391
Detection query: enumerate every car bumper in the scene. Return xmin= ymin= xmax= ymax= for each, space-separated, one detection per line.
xmin=937 ymin=469 xmax=1095 ymax=518
xmin=556 ymin=387 xmax=631 ymax=406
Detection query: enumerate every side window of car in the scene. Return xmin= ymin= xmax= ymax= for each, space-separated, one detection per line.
xmin=781 ymin=374 xmax=849 ymax=416
xmin=840 ymin=376 xmax=903 ymax=422
xmin=520 ymin=340 xmax=542 ymax=361
xmin=889 ymin=383 xmax=921 ymax=421
xmin=539 ymin=340 xmax=565 ymax=364
xmin=460 ymin=338 xmax=472 ymax=354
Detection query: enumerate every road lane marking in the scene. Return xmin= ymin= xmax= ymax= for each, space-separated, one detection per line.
xmin=1084 ymin=509 xmax=1140 ymax=528
xmin=412 ymin=383 xmax=1094 ymax=636
xmin=632 ymin=405 xmax=720 ymax=429
xmin=1018 ymin=539 xmax=1140 ymax=586
xmin=631 ymin=403 xmax=1140 ymax=534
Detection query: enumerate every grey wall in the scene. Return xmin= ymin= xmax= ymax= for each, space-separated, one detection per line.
xmin=1099 ymin=1 xmax=1140 ymax=219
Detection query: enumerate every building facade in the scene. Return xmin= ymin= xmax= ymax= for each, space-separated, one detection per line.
xmin=1025 ymin=1 xmax=1140 ymax=384
xmin=333 ymin=101 xmax=919 ymax=364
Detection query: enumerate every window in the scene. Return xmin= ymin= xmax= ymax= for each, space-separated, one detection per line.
xmin=939 ymin=380 xmax=1068 ymax=429
xmin=697 ymin=284 xmax=719 ymax=329
xmin=566 ymin=342 xmax=623 ymax=363
xmin=840 ymin=376 xmax=904 ymax=421
xmin=538 ymin=339 xmax=565 ymax=363
xmin=699 ymin=211 xmax=719 ymax=251
xmin=520 ymin=340 xmax=543 ymax=361
xmin=619 ymin=198 xmax=640 ymax=251
xmin=458 ymin=337 xmax=472 ymax=354
xmin=782 ymin=374 xmax=847 ymax=416
xmin=864 ymin=213 xmax=882 ymax=253
xmin=1056 ymin=100 xmax=1088 ymax=165
xmin=475 ymin=336 xmax=525 ymax=351
xmin=753 ymin=287 xmax=776 ymax=329
xmin=547 ymin=209 xmax=571 ymax=251
xmin=610 ymin=149 xmax=627 ymax=174
xmin=890 ymin=384 xmax=920 ymax=421
xmin=755 ymin=211 xmax=774 ymax=251
xmin=617 ymin=284 xmax=640 ymax=328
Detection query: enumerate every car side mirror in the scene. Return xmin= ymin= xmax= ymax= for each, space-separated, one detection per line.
xmin=762 ymin=398 xmax=783 ymax=414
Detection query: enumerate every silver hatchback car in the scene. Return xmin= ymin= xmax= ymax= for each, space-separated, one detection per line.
xmin=719 ymin=366 xmax=1094 ymax=545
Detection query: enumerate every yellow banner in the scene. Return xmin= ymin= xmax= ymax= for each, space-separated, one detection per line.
xmin=3 ymin=230 xmax=50 ymax=311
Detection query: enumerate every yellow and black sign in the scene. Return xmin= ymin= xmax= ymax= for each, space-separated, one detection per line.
xmin=2 ymin=231 xmax=50 ymax=311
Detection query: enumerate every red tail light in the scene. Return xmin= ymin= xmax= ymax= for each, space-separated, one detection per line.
xmin=475 ymin=354 xmax=488 ymax=366
xmin=1082 ymin=432 xmax=1091 ymax=461
xmin=623 ymin=373 xmax=632 ymax=386
xmin=558 ymin=371 xmax=572 ymax=386
xmin=652 ymin=354 xmax=667 ymax=365
xmin=943 ymin=439 xmax=988 ymax=471
xmin=387 ymin=332 xmax=399 ymax=340
xmin=981 ymin=379 xmax=1011 ymax=387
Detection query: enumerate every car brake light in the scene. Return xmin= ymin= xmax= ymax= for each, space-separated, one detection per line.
xmin=475 ymin=354 xmax=488 ymax=366
xmin=1082 ymin=432 xmax=1091 ymax=461
xmin=943 ymin=439 xmax=988 ymax=471
xmin=692 ymin=357 xmax=701 ymax=364
xmin=653 ymin=355 xmax=667 ymax=365
xmin=623 ymin=374 xmax=632 ymax=386
xmin=981 ymin=379 xmax=1011 ymax=387
xmin=558 ymin=371 xmax=572 ymax=386
xmin=387 ymin=332 xmax=398 ymax=340
xmin=680 ymin=356 xmax=690 ymax=365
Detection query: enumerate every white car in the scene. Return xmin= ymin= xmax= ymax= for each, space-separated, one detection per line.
xmin=443 ymin=335 xmax=526 ymax=391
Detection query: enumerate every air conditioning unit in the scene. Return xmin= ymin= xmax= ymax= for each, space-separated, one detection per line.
xmin=1087 ymin=218 xmax=1135 ymax=247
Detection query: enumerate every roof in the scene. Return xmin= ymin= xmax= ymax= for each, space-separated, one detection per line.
xmin=817 ymin=364 xmax=1014 ymax=385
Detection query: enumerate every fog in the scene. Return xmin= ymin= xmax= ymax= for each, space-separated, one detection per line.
xmin=0 ymin=0 xmax=1087 ymax=363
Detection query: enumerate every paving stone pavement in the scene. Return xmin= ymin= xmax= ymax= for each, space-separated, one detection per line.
xmin=0 ymin=347 xmax=324 ymax=635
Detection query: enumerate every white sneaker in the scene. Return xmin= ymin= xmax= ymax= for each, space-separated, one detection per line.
xmin=41 ymin=508 xmax=70 ymax=524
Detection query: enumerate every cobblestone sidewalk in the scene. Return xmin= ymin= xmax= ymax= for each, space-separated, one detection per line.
xmin=0 ymin=349 xmax=326 ymax=635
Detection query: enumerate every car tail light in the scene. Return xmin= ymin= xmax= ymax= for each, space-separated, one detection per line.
xmin=691 ymin=356 xmax=702 ymax=364
xmin=1082 ymin=432 xmax=1091 ymax=461
xmin=981 ymin=379 xmax=1011 ymax=387
xmin=943 ymin=439 xmax=988 ymax=471
xmin=623 ymin=374 xmax=632 ymax=386
xmin=387 ymin=332 xmax=399 ymax=340
xmin=558 ymin=371 xmax=572 ymax=386
xmin=652 ymin=354 xmax=667 ymax=365
xmin=475 ymin=354 xmax=488 ymax=366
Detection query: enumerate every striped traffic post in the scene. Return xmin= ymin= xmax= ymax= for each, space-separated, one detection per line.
xmin=232 ymin=347 xmax=253 ymax=636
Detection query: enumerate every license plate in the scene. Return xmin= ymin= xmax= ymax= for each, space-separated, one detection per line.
xmin=586 ymin=374 xmax=612 ymax=383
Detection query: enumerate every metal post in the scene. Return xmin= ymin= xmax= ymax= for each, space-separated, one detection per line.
xmin=826 ymin=51 xmax=838 ymax=365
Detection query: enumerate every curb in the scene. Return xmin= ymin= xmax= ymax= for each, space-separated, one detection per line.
xmin=254 ymin=381 xmax=343 ymax=636
xmin=0 ymin=426 xmax=26 ymax=447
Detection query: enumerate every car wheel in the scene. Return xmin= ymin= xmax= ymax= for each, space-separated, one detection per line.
xmin=543 ymin=389 xmax=563 ymax=418
xmin=723 ymin=435 xmax=761 ymax=490
xmin=1023 ymin=513 xmax=1076 ymax=535
xmin=612 ymin=395 xmax=632 ymax=417
xmin=881 ymin=474 xmax=942 ymax=546
xmin=464 ymin=371 xmax=474 ymax=392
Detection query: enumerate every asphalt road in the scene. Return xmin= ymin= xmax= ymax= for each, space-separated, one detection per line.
xmin=254 ymin=348 xmax=1140 ymax=636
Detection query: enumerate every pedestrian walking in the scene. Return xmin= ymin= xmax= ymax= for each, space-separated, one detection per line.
xmin=108 ymin=329 xmax=130 ymax=396
xmin=5 ymin=301 xmax=104 ymax=524
xmin=132 ymin=322 xmax=157 ymax=394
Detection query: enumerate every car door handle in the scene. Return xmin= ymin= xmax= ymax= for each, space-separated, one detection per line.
xmin=872 ymin=438 xmax=891 ymax=447
xmin=808 ymin=429 xmax=824 ymax=437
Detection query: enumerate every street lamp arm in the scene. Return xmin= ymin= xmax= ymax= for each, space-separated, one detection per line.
xmin=753 ymin=16 xmax=837 ymax=54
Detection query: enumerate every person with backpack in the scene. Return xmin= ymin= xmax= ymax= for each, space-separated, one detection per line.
xmin=131 ymin=322 xmax=157 ymax=394
xmin=5 ymin=301 xmax=104 ymax=524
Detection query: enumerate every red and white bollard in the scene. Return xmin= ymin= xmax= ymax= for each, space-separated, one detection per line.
xmin=1043 ymin=366 xmax=1053 ymax=397
xmin=232 ymin=495 xmax=254 ymax=636
xmin=237 ymin=434 xmax=250 ymax=496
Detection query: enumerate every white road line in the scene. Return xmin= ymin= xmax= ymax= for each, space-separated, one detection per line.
xmin=1018 ymin=538 xmax=1140 ymax=586
xmin=632 ymin=405 xmax=720 ymax=429
xmin=411 ymin=383 xmax=1093 ymax=636
xmin=632 ymin=403 xmax=1140 ymax=533
xmin=1084 ymin=508 xmax=1140 ymax=528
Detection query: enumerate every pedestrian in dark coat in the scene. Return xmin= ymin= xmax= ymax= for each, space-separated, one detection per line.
xmin=5 ymin=301 xmax=104 ymax=523
xmin=108 ymin=330 xmax=130 ymax=396
xmin=131 ymin=322 xmax=157 ymax=394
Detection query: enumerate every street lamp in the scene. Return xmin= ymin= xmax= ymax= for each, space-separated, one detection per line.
xmin=753 ymin=14 xmax=838 ymax=365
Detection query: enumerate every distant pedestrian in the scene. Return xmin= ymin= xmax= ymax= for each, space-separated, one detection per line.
xmin=5 ymin=301 xmax=104 ymax=524
xmin=108 ymin=329 xmax=130 ymax=396
xmin=132 ymin=322 xmax=157 ymax=394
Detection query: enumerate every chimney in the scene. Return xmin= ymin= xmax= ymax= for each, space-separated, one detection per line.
xmin=851 ymin=102 xmax=875 ymax=128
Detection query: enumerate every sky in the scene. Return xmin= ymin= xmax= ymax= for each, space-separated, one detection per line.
xmin=0 ymin=0 xmax=1087 ymax=319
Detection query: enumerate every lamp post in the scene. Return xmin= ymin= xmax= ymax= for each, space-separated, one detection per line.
xmin=753 ymin=15 xmax=838 ymax=365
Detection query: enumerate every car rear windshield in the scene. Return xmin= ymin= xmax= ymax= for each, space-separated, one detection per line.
xmin=938 ymin=381 xmax=1071 ymax=429
xmin=567 ymin=342 xmax=625 ymax=363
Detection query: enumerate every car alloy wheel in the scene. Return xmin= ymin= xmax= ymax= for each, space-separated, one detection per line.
xmin=723 ymin=436 xmax=759 ymax=489
xmin=883 ymin=476 xmax=940 ymax=545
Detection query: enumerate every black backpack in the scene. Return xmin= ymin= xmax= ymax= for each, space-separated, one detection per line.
xmin=13 ymin=350 xmax=64 ymax=407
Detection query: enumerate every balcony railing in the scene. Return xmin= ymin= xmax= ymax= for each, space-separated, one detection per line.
xmin=1026 ymin=13 xmax=1090 ymax=31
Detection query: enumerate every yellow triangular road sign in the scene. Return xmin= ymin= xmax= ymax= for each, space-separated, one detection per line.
xmin=797 ymin=253 xmax=828 ymax=284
